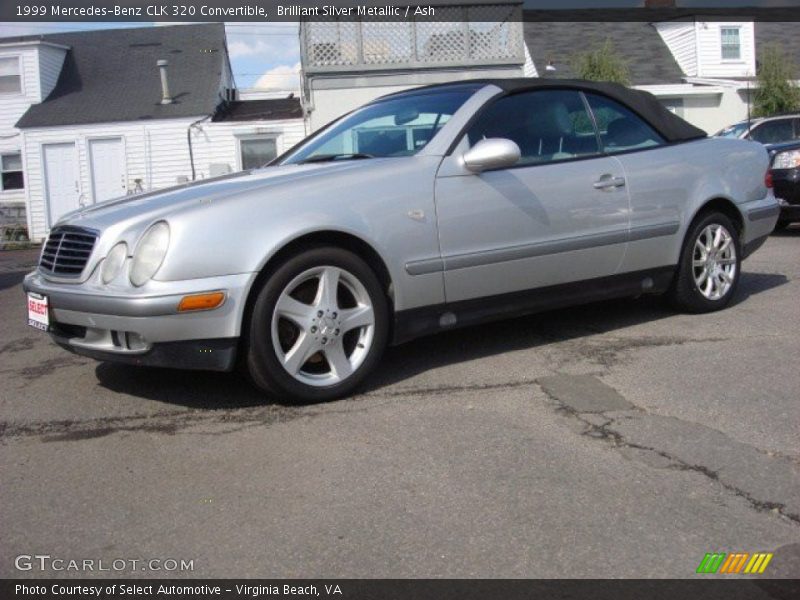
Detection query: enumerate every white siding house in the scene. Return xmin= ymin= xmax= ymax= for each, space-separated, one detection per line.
xmin=651 ymin=19 xmax=761 ymax=134
xmin=0 ymin=39 xmax=67 ymax=237
xmin=4 ymin=23 xmax=305 ymax=243
xmin=19 ymin=112 xmax=306 ymax=239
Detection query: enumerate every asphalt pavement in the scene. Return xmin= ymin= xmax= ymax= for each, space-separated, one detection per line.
xmin=1 ymin=231 xmax=799 ymax=579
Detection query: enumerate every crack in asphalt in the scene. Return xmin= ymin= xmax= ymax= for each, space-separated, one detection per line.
xmin=0 ymin=405 xmax=302 ymax=443
xmin=0 ymin=380 xmax=535 ymax=443
xmin=0 ymin=337 xmax=36 ymax=354
xmin=539 ymin=379 xmax=800 ymax=528
xmin=548 ymin=335 xmax=729 ymax=372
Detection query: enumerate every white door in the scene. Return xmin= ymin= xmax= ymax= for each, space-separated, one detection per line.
xmin=43 ymin=142 xmax=79 ymax=226
xmin=89 ymin=137 xmax=126 ymax=202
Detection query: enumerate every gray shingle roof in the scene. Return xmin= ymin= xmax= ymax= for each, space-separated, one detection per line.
xmin=755 ymin=22 xmax=800 ymax=80
xmin=212 ymin=97 xmax=303 ymax=122
xmin=523 ymin=21 xmax=685 ymax=86
xmin=12 ymin=23 xmax=227 ymax=129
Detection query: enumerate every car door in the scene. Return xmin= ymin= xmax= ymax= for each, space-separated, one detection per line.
xmin=433 ymin=89 xmax=631 ymax=303
xmin=582 ymin=92 xmax=693 ymax=273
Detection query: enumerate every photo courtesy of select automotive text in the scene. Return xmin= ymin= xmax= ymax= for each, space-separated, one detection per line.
xmin=1 ymin=0 xmax=799 ymax=597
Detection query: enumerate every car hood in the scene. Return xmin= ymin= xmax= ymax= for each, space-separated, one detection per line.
xmin=55 ymin=160 xmax=388 ymax=232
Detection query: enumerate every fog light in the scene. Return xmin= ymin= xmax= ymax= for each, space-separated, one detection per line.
xmin=178 ymin=292 xmax=225 ymax=312
xmin=126 ymin=332 xmax=148 ymax=351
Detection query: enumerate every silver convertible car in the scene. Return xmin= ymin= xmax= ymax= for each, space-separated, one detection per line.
xmin=24 ymin=79 xmax=779 ymax=402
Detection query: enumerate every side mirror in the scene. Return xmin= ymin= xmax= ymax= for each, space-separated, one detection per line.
xmin=462 ymin=138 xmax=521 ymax=173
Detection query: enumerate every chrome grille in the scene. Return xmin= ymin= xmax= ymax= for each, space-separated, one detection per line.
xmin=39 ymin=227 xmax=98 ymax=278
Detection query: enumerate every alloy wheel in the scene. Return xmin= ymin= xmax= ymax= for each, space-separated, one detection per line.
xmin=270 ymin=266 xmax=375 ymax=387
xmin=692 ymin=223 xmax=737 ymax=301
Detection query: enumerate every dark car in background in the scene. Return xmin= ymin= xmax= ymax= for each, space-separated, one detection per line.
xmin=767 ymin=141 xmax=800 ymax=230
xmin=717 ymin=114 xmax=800 ymax=145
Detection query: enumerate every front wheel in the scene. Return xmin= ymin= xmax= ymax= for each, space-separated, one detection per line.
xmin=245 ymin=247 xmax=389 ymax=403
xmin=668 ymin=212 xmax=741 ymax=313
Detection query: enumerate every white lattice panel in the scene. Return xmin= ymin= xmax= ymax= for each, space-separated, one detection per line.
xmin=303 ymin=4 xmax=523 ymax=71
xmin=306 ymin=21 xmax=359 ymax=67
xmin=362 ymin=21 xmax=413 ymax=64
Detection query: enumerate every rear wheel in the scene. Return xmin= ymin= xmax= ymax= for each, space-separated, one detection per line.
xmin=245 ymin=247 xmax=389 ymax=403
xmin=668 ymin=212 xmax=741 ymax=313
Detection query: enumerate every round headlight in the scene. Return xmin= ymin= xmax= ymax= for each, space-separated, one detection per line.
xmin=101 ymin=242 xmax=128 ymax=284
xmin=130 ymin=222 xmax=170 ymax=287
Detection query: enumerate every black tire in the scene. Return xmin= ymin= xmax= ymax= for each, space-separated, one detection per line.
xmin=244 ymin=246 xmax=389 ymax=403
xmin=668 ymin=211 xmax=742 ymax=313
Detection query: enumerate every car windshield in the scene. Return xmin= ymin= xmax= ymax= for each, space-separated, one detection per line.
xmin=715 ymin=122 xmax=750 ymax=138
xmin=280 ymin=87 xmax=479 ymax=165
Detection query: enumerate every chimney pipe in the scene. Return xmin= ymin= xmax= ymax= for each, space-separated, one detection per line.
xmin=157 ymin=59 xmax=173 ymax=105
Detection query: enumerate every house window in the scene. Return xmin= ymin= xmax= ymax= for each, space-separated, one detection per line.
xmin=721 ymin=27 xmax=741 ymax=60
xmin=1 ymin=152 xmax=24 ymax=191
xmin=0 ymin=57 xmax=22 ymax=94
xmin=240 ymin=137 xmax=277 ymax=170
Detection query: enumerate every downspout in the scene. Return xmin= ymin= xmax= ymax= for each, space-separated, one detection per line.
xmin=187 ymin=114 xmax=212 ymax=181
xmin=746 ymin=79 xmax=752 ymax=135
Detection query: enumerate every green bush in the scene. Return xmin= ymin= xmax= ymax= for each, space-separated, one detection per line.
xmin=571 ymin=39 xmax=631 ymax=86
xmin=754 ymin=45 xmax=800 ymax=117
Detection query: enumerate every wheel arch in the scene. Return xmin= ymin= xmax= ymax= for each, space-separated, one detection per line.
xmin=688 ymin=196 xmax=745 ymax=239
xmin=239 ymin=230 xmax=395 ymax=352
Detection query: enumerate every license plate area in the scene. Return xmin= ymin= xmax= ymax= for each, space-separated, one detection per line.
xmin=27 ymin=292 xmax=49 ymax=332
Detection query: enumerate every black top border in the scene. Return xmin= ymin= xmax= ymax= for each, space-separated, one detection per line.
xmin=1 ymin=3 xmax=799 ymax=23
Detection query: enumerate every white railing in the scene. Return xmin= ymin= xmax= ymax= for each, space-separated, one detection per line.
xmin=302 ymin=4 xmax=524 ymax=73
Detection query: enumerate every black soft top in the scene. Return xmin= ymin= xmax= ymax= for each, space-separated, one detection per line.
xmin=384 ymin=78 xmax=707 ymax=144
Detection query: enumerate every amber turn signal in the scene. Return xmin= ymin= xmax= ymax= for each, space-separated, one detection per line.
xmin=178 ymin=292 xmax=225 ymax=312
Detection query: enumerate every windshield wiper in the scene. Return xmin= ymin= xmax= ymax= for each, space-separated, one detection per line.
xmin=298 ymin=153 xmax=374 ymax=164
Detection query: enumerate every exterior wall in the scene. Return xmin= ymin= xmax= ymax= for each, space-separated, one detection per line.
xmin=696 ymin=21 xmax=756 ymax=78
xmin=680 ymin=89 xmax=749 ymax=134
xmin=37 ymin=45 xmax=67 ymax=100
xmin=196 ymin=118 xmax=306 ymax=173
xmin=657 ymin=20 xmax=756 ymax=79
xmin=643 ymin=85 xmax=751 ymax=135
xmin=0 ymin=43 xmax=63 ymax=216
xmin=655 ymin=21 xmax=697 ymax=76
xmin=22 ymin=116 xmax=305 ymax=241
xmin=307 ymin=65 xmax=525 ymax=131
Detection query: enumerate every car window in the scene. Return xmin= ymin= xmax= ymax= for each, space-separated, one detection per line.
xmin=750 ymin=118 xmax=795 ymax=144
xmin=584 ymin=93 xmax=665 ymax=153
xmin=715 ymin=122 xmax=750 ymax=138
xmin=282 ymin=87 xmax=478 ymax=164
xmin=467 ymin=90 xmax=600 ymax=166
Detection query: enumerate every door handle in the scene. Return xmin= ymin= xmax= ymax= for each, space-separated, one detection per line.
xmin=593 ymin=175 xmax=626 ymax=190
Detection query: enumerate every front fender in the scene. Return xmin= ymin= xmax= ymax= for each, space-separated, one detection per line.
xmin=153 ymin=157 xmax=447 ymax=312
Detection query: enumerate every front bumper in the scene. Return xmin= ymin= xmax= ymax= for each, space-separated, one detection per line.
xmin=23 ymin=270 xmax=256 ymax=371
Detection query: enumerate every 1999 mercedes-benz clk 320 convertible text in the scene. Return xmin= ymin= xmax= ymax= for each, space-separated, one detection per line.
xmin=24 ymin=79 xmax=780 ymax=402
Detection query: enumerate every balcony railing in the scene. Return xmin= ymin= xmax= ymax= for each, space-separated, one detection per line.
xmin=301 ymin=4 xmax=524 ymax=74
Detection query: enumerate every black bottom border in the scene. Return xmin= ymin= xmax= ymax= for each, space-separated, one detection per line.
xmin=3 ymin=579 xmax=800 ymax=600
